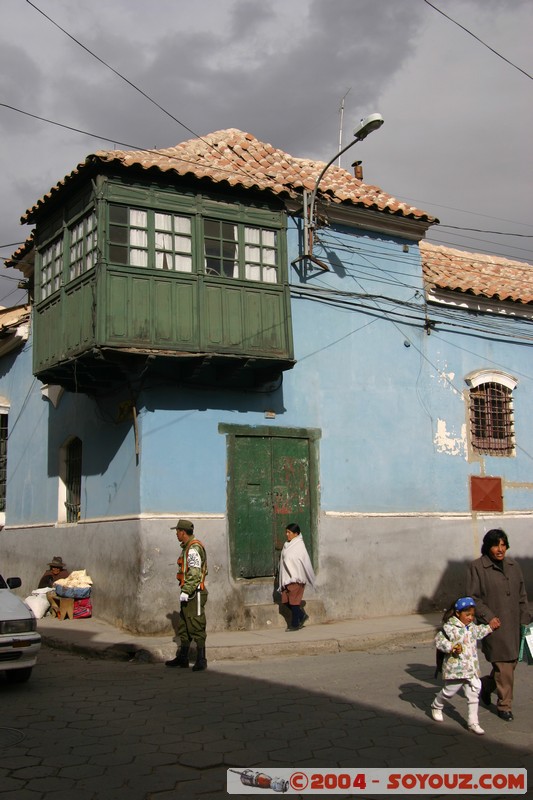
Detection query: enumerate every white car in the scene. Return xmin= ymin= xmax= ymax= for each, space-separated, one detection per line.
xmin=0 ymin=573 xmax=41 ymax=683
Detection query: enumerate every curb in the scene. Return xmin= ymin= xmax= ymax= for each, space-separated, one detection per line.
xmin=40 ymin=626 xmax=436 ymax=664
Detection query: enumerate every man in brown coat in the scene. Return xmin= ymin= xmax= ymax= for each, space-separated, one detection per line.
xmin=466 ymin=529 xmax=530 ymax=721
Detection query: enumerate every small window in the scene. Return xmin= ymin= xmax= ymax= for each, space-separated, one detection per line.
xmin=469 ymin=381 xmax=515 ymax=456
xmin=68 ymin=210 xmax=97 ymax=281
xmin=0 ymin=413 xmax=7 ymax=513
xmin=204 ymin=219 xmax=279 ymax=282
xmin=59 ymin=437 xmax=82 ymax=523
xmin=204 ymin=219 xmax=239 ymax=278
xmin=244 ymin=226 xmax=278 ymax=283
xmin=155 ymin=213 xmax=192 ymax=272
xmin=40 ymin=238 xmax=63 ymax=299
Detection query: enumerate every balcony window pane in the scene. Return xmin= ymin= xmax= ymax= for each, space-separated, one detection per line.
xmin=131 ymin=249 xmax=148 ymax=267
xmin=110 ymin=225 xmax=128 ymax=244
xmin=109 ymin=244 xmax=128 ymax=264
xmin=109 ymin=204 xmax=128 ymax=224
xmin=130 ymin=209 xmax=147 ymax=227
xmin=155 ymin=213 xmax=172 ymax=231
xmin=175 ymin=254 xmax=192 ymax=272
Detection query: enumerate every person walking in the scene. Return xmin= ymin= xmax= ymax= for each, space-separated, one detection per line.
xmin=278 ymin=522 xmax=316 ymax=631
xmin=466 ymin=528 xmax=531 ymax=721
xmin=431 ymin=596 xmax=499 ymax=735
xmin=165 ymin=520 xmax=208 ymax=671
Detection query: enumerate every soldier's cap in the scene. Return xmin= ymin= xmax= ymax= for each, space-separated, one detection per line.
xmin=170 ymin=519 xmax=194 ymax=533
xmin=455 ymin=596 xmax=475 ymax=611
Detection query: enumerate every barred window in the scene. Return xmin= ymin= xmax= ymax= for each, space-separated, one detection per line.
xmin=469 ymin=381 xmax=515 ymax=456
xmin=59 ymin=437 xmax=82 ymax=523
xmin=0 ymin=413 xmax=7 ymax=513
xmin=65 ymin=438 xmax=82 ymax=522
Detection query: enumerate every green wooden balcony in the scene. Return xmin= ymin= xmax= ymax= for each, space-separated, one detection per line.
xmin=33 ymin=266 xmax=294 ymax=394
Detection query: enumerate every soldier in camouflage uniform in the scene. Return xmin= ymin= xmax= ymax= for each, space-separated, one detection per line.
xmin=165 ymin=519 xmax=208 ymax=671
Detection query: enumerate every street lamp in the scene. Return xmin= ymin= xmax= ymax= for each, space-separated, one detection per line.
xmin=303 ymin=113 xmax=384 ymax=266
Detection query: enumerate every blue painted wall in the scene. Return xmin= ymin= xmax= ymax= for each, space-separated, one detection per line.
xmin=3 ymin=214 xmax=533 ymax=526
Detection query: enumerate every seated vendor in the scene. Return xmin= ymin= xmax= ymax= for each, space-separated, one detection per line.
xmin=38 ymin=556 xmax=70 ymax=589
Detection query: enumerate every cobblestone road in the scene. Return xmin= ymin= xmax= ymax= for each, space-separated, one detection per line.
xmin=0 ymin=641 xmax=531 ymax=799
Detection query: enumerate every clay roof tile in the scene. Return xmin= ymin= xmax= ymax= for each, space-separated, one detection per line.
xmin=421 ymin=241 xmax=533 ymax=305
xmin=21 ymin=128 xmax=435 ymax=225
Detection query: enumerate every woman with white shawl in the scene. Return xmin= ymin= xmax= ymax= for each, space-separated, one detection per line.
xmin=278 ymin=522 xmax=316 ymax=631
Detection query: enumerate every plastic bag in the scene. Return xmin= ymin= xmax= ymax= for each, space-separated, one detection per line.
xmin=518 ymin=623 xmax=533 ymax=664
xmin=24 ymin=589 xmax=50 ymax=619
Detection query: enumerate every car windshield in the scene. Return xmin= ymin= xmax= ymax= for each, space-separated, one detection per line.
xmin=0 ymin=574 xmax=8 ymax=589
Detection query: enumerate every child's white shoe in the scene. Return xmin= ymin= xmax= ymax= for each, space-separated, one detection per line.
xmin=431 ymin=704 xmax=443 ymax=722
xmin=468 ymin=723 xmax=485 ymax=735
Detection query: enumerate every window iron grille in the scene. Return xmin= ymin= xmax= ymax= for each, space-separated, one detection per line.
xmin=65 ymin=438 xmax=82 ymax=522
xmin=469 ymin=382 xmax=514 ymax=456
xmin=0 ymin=415 xmax=7 ymax=513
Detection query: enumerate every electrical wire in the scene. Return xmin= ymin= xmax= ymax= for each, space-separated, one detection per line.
xmin=24 ymin=1 xmax=270 ymax=188
xmin=438 ymin=225 xmax=533 ymax=238
xmin=422 ymin=0 xmax=533 ymax=81
xmin=2 ymin=99 xmax=532 ymax=265
xmin=26 ymin=0 xmax=202 ymax=140
xmin=0 ymin=102 xmax=260 ymax=185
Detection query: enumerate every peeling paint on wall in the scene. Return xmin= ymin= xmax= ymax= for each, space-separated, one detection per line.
xmin=434 ymin=419 xmax=467 ymax=457
xmin=432 ymin=361 xmax=459 ymax=395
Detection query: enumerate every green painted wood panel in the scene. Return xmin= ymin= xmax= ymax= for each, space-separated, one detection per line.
xmin=107 ymin=274 xmax=128 ymax=340
xmin=62 ymin=281 xmax=95 ymax=355
xmin=130 ymin=276 xmax=151 ymax=343
xmin=233 ymin=436 xmax=274 ymax=578
xmin=230 ymin=434 xmax=313 ymax=578
xmin=33 ymin=299 xmax=63 ymax=370
xmin=154 ymin=279 xmax=173 ymax=343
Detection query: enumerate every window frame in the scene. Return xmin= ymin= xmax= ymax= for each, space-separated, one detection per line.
xmin=58 ymin=436 xmax=82 ymax=523
xmin=465 ymin=371 xmax=517 ymax=457
xmin=107 ymin=201 xmax=282 ymax=285
xmin=0 ymin=408 xmax=8 ymax=518
xmin=40 ymin=237 xmax=64 ymax=300
xmin=68 ymin=209 xmax=98 ymax=282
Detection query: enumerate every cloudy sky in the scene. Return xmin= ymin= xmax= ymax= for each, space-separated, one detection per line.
xmin=1 ymin=0 xmax=531 ymax=307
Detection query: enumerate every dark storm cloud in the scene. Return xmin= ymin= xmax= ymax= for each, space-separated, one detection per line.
xmin=0 ymin=0 xmax=532 ymax=304
xmin=0 ymin=41 xmax=45 ymax=134
xmin=39 ymin=0 xmax=426 ymax=163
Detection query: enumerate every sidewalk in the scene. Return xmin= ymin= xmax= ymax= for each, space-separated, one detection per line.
xmin=37 ymin=610 xmax=441 ymax=663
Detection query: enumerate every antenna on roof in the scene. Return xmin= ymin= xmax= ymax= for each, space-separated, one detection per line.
xmin=337 ymin=88 xmax=351 ymax=168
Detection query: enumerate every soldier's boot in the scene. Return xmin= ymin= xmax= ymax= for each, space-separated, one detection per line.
xmin=192 ymin=646 xmax=207 ymax=672
xmin=165 ymin=644 xmax=190 ymax=668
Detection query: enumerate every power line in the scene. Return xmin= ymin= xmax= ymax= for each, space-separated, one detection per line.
xmin=422 ymin=0 xmax=533 ymax=81
xmin=438 ymin=225 xmax=533 ymax=238
xmin=25 ymin=0 xmax=201 ymax=139
xmin=0 ymin=241 xmax=26 ymax=250
xmin=0 ymin=102 xmax=261 ymax=185
xmin=2 ymin=99 xmax=532 ymax=264
xmin=24 ymin=0 xmax=260 ymax=187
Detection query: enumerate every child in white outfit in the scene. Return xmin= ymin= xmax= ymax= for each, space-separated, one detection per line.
xmin=432 ymin=596 xmax=500 ymax=735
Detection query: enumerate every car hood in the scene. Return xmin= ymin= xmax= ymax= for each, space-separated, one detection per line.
xmin=0 ymin=589 xmax=32 ymax=621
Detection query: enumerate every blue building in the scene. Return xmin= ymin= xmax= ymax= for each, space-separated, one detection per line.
xmin=1 ymin=129 xmax=531 ymax=633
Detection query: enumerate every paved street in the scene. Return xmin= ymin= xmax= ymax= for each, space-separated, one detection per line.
xmin=1 ymin=641 xmax=531 ymax=799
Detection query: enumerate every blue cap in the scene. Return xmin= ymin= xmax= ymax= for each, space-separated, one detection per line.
xmin=455 ymin=596 xmax=476 ymax=611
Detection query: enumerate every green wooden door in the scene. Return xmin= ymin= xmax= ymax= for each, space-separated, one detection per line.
xmin=231 ymin=434 xmax=313 ymax=578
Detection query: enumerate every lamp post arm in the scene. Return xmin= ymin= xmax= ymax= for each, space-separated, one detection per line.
xmin=307 ymin=135 xmax=363 ymax=245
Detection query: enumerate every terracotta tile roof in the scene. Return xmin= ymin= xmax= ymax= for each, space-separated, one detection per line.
xmin=421 ymin=241 xmax=533 ymax=305
xmin=4 ymin=232 xmax=34 ymax=272
xmin=0 ymin=303 xmax=31 ymax=357
xmin=21 ymin=129 xmax=434 ymax=224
